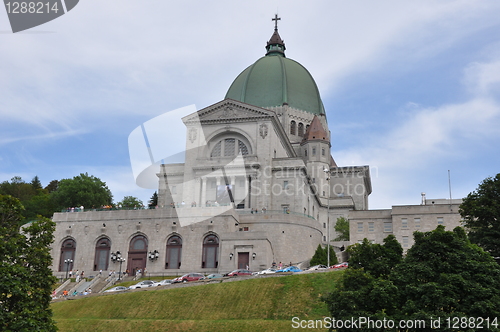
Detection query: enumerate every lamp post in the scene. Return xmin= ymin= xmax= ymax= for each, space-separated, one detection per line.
xmin=323 ymin=166 xmax=331 ymax=267
xmin=111 ymin=251 xmax=126 ymax=281
xmin=148 ymin=250 xmax=159 ymax=261
xmin=64 ymin=259 xmax=73 ymax=279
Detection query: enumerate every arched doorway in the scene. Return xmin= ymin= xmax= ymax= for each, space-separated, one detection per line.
xmin=59 ymin=238 xmax=76 ymax=271
xmin=94 ymin=237 xmax=110 ymax=271
xmin=202 ymin=234 xmax=219 ymax=269
xmin=127 ymin=235 xmax=148 ymax=276
xmin=165 ymin=235 xmax=182 ymax=269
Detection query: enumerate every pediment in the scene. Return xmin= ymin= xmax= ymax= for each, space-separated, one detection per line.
xmin=182 ymin=99 xmax=276 ymax=124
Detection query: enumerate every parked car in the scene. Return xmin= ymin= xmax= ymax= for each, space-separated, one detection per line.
xmin=201 ymin=273 xmax=224 ymax=280
xmin=128 ymin=280 xmax=155 ymax=289
xmin=153 ymin=279 xmax=172 ymax=287
xmin=253 ymin=267 xmax=277 ymax=275
xmin=308 ymin=264 xmax=328 ymax=271
xmin=104 ymin=286 xmax=128 ymax=293
xmin=226 ymin=269 xmax=252 ymax=277
xmin=276 ymin=266 xmax=302 ymax=273
xmin=172 ymin=273 xmax=205 ymax=283
xmin=330 ymin=262 xmax=348 ymax=269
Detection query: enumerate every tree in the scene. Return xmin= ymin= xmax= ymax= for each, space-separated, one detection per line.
xmin=0 ymin=176 xmax=57 ymax=220
xmin=324 ymin=226 xmax=500 ymax=332
xmin=459 ymin=173 xmax=500 ymax=258
xmin=118 ymin=196 xmax=144 ymax=209
xmin=333 ymin=216 xmax=349 ymax=241
xmin=309 ymin=243 xmax=338 ymax=266
xmin=347 ymin=234 xmax=402 ymax=278
xmin=0 ymin=195 xmax=58 ymax=331
xmin=0 ymin=176 xmax=37 ymax=203
xmin=148 ymin=191 xmax=158 ymax=209
xmin=51 ymin=173 xmax=113 ymax=210
xmin=391 ymin=226 xmax=500 ymax=328
xmin=30 ymin=175 xmax=42 ymax=190
xmin=44 ymin=180 xmax=59 ymax=193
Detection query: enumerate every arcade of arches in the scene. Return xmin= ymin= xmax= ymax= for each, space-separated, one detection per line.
xmin=58 ymin=233 xmax=220 ymax=276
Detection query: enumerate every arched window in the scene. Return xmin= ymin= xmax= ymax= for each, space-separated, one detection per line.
xmin=202 ymin=234 xmax=219 ymax=268
xmin=211 ymin=138 xmax=250 ymax=157
xmin=127 ymin=235 xmax=148 ymax=276
xmin=290 ymin=121 xmax=296 ymax=135
xmin=130 ymin=236 xmax=147 ymax=251
xmin=94 ymin=237 xmax=110 ymax=271
xmin=165 ymin=235 xmax=182 ymax=269
xmin=298 ymin=123 xmax=304 ymax=137
xmin=59 ymin=238 xmax=76 ymax=272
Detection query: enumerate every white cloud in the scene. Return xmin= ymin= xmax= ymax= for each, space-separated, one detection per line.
xmin=335 ymin=56 xmax=500 ymax=208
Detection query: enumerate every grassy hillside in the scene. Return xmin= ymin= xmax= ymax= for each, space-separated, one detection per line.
xmin=52 ymin=270 xmax=343 ymax=332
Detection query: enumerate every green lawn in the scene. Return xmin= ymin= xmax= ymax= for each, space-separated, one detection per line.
xmin=52 ymin=270 xmax=343 ymax=331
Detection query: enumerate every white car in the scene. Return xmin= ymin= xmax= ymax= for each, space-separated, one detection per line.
xmin=153 ymin=279 xmax=172 ymax=287
xmin=308 ymin=264 xmax=328 ymax=271
xmin=255 ymin=267 xmax=277 ymax=275
xmin=128 ymin=280 xmax=155 ymax=289
xmin=104 ymin=286 xmax=128 ymax=293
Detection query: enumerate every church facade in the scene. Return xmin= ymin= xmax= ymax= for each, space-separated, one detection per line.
xmin=49 ymin=19 xmax=461 ymax=278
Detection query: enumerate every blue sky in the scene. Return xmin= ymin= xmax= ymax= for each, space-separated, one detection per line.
xmin=1 ymin=1 xmax=499 ymax=209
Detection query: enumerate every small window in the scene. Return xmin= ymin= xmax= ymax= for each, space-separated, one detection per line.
xmin=322 ymin=148 xmax=325 ymax=156
xmin=357 ymin=222 xmax=364 ymax=233
xmin=401 ymin=218 xmax=408 ymax=229
xmin=312 ymin=147 xmax=316 ymax=156
xmin=368 ymin=222 xmax=374 ymax=232
xmin=437 ymin=217 xmax=444 ymax=225
xmin=304 ymin=149 xmax=308 ymax=157
xmin=414 ymin=218 xmax=421 ymax=228
xmin=283 ymin=181 xmax=289 ymax=189
xmin=290 ymin=121 xmax=296 ymax=135
xmin=384 ymin=222 xmax=393 ymax=233
xmin=298 ymin=123 xmax=304 ymax=137
xmin=403 ymin=236 xmax=409 ymax=248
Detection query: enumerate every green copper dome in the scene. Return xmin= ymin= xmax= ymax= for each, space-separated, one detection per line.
xmin=225 ymin=24 xmax=325 ymax=115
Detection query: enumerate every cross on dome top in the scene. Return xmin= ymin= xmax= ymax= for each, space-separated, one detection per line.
xmin=266 ymin=14 xmax=286 ymax=56
xmin=272 ymin=14 xmax=281 ymax=31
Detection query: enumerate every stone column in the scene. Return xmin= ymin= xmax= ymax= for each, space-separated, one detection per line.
xmin=244 ymin=176 xmax=249 ymax=209
xmin=201 ymin=178 xmax=207 ymax=207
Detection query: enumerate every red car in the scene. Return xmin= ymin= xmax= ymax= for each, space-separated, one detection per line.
xmin=172 ymin=273 xmax=204 ymax=283
xmin=330 ymin=262 xmax=348 ymax=269
xmin=226 ymin=269 xmax=252 ymax=277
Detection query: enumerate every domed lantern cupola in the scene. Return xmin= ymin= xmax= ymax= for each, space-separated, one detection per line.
xmin=266 ymin=14 xmax=286 ymax=57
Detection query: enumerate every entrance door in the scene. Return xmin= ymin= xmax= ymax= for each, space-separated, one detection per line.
xmin=238 ymin=252 xmax=249 ymax=269
xmin=129 ymin=256 xmax=146 ymax=276
xmin=127 ymin=235 xmax=148 ymax=276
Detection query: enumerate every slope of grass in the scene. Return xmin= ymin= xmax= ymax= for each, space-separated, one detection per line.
xmin=52 ymin=270 xmax=343 ymax=331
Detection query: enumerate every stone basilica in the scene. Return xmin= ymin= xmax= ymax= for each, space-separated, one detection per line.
xmin=50 ymin=18 xmax=461 ymax=278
